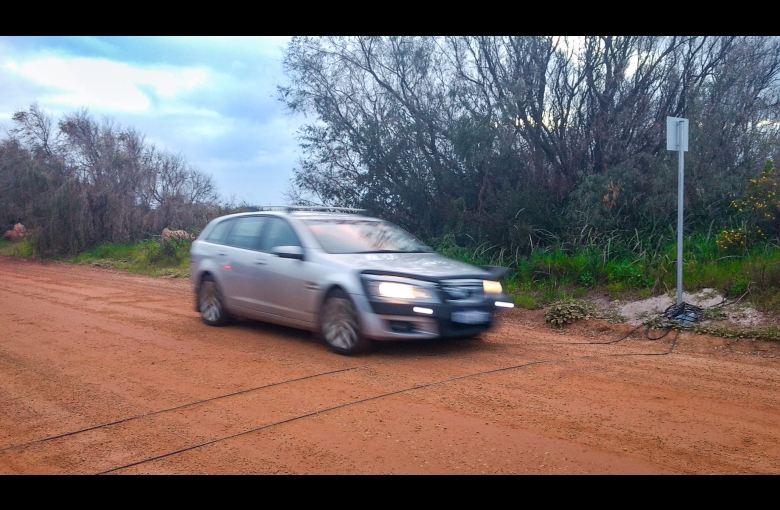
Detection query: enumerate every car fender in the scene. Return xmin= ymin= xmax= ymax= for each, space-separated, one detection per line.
xmin=193 ymin=257 xmax=226 ymax=295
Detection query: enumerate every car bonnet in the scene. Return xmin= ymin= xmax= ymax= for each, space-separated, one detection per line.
xmin=332 ymin=252 xmax=493 ymax=281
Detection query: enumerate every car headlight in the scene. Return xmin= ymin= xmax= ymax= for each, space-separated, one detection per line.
xmin=364 ymin=277 xmax=439 ymax=303
xmin=483 ymin=280 xmax=503 ymax=294
xmin=377 ymin=282 xmax=433 ymax=300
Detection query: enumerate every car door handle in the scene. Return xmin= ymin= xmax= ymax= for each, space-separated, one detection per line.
xmin=255 ymin=259 xmax=267 ymax=265
xmin=217 ymin=252 xmax=227 ymax=256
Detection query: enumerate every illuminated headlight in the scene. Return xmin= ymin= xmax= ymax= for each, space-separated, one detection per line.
xmin=483 ymin=280 xmax=503 ymax=294
xmin=365 ymin=278 xmax=439 ymax=303
xmin=377 ymin=282 xmax=431 ymax=299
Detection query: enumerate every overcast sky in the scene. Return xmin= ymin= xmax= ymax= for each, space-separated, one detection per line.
xmin=0 ymin=36 xmax=304 ymax=206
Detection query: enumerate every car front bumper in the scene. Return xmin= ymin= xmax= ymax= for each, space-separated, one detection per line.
xmin=353 ymin=293 xmax=514 ymax=341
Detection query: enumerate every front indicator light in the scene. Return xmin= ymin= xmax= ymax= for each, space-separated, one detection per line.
xmin=495 ymin=301 xmax=514 ymax=308
xmin=483 ymin=280 xmax=503 ymax=294
xmin=413 ymin=307 xmax=433 ymax=314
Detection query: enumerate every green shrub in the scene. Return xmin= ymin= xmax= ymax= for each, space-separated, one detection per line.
xmin=544 ymin=299 xmax=595 ymax=327
xmin=0 ymin=238 xmax=34 ymax=257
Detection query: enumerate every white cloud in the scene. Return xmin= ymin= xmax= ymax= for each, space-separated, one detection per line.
xmin=0 ymin=37 xmax=301 ymax=205
xmin=177 ymin=117 xmax=234 ymax=140
xmin=3 ymin=56 xmax=210 ymax=113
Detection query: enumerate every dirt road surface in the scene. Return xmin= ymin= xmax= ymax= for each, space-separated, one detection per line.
xmin=1 ymin=255 xmax=779 ymax=474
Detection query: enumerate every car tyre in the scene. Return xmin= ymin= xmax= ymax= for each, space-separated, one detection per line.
xmin=199 ymin=276 xmax=231 ymax=326
xmin=320 ymin=289 xmax=371 ymax=355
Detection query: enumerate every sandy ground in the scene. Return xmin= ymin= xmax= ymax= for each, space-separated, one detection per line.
xmin=1 ymin=255 xmax=779 ymax=474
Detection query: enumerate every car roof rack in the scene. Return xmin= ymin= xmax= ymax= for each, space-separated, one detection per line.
xmin=243 ymin=206 xmax=368 ymax=214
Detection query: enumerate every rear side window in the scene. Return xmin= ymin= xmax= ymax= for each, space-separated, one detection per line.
xmin=205 ymin=219 xmax=234 ymax=244
xmin=224 ymin=216 xmax=269 ymax=250
xmin=259 ymin=217 xmax=301 ymax=252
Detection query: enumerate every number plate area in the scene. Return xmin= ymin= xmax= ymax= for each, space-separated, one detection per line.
xmin=451 ymin=310 xmax=491 ymax=324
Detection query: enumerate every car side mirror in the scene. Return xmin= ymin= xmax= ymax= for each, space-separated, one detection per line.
xmin=273 ymin=245 xmax=304 ymax=260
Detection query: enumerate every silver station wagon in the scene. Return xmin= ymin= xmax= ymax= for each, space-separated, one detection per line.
xmin=190 ymin=207 xmax=514 ymax=355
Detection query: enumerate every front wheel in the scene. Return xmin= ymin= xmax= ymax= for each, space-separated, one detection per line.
xmin=320 ymin=289 xmax=371 ymax=355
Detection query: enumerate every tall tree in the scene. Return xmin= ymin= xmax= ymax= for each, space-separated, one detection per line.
xmin=280 ymin=36 xmax=780 ymax=254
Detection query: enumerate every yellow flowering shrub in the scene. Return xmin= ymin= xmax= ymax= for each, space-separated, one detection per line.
xmin=717 ymin=160 xmax=779 ymax=252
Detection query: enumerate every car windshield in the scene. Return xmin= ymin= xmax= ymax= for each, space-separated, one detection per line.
xmin=302 ymin=219 xmax=432 ymax=254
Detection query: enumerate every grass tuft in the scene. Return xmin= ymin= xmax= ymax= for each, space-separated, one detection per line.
xmin=72 ymin=237 xmax=191 ymax=278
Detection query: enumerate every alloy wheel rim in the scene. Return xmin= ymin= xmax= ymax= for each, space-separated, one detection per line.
xmin=323 ymin=298 xmax=358 ymax=349
xmin=201 ymin=286 xmax=221 ymax=322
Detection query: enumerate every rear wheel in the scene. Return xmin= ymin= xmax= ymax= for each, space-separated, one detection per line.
xmin=199 ymin=276 xmax=230 ymax=326
xmin=320 ymin=289 xmax=371 ymax=355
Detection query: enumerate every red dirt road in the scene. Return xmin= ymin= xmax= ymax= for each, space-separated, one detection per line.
xmin=1 ymin=255 xmax=779 ymax=474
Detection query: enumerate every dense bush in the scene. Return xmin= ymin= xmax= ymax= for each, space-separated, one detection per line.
xmin=0 ymin=105 xmax=224 ymax=257
xmin=280 ymin=36 xmax=780 ymax=259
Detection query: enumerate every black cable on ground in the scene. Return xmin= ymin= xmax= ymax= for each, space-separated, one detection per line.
xmin=4 ymin=289 xmax=760 ymax=473
xmin=4 ymin=292 xmax=728 ymax=457
xmin=498 ymin=301 xmax=696 ymax=350
xmin=663 ymin=301 xmax=703 ymax=327
xmin=565 ymin=323 xmax=645 ymax=346
xmin=5 ymin=300 xmax=697 ymax=472
xmin=565 ymin=298 xmax=704 ymax=347
xmin=96 ymin=331 xmax=682 ymax=475
xmin=0 ymin=359 xmax=396 ymax=454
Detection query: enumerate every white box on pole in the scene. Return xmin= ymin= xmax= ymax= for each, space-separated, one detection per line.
xmin=667 ymin=116 xmax=688 ymax=152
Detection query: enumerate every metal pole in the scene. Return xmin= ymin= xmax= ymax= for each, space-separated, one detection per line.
xmin=676 ymin=121 xmax=684 ymax=306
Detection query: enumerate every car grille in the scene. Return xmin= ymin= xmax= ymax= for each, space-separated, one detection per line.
xmin=440 ymin=279 xmax=484 ymax=302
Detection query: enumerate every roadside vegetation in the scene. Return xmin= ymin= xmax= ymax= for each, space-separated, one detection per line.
xmin=5 ymin=216 xmax=780 ymax=313
xmin=435 ymin=231 xmax=780 ymax=313
xmin=1 ymin=235 xmax=193 ymax=277
xmin=71 ymin=237 xmax=193 ymax=278
xmin=274 ymin=36 xmax=780 ymax=328
xmin=0 ymin=238 xmax=34 ymax=258
xmin=3 ymin=37 xmax=780 ymax=341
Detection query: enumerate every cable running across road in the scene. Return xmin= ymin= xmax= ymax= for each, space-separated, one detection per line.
xmin=0 ymin=359 xmax=395 ymax=454
xmin=97 ymin=332 xmax=681 ymax=475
